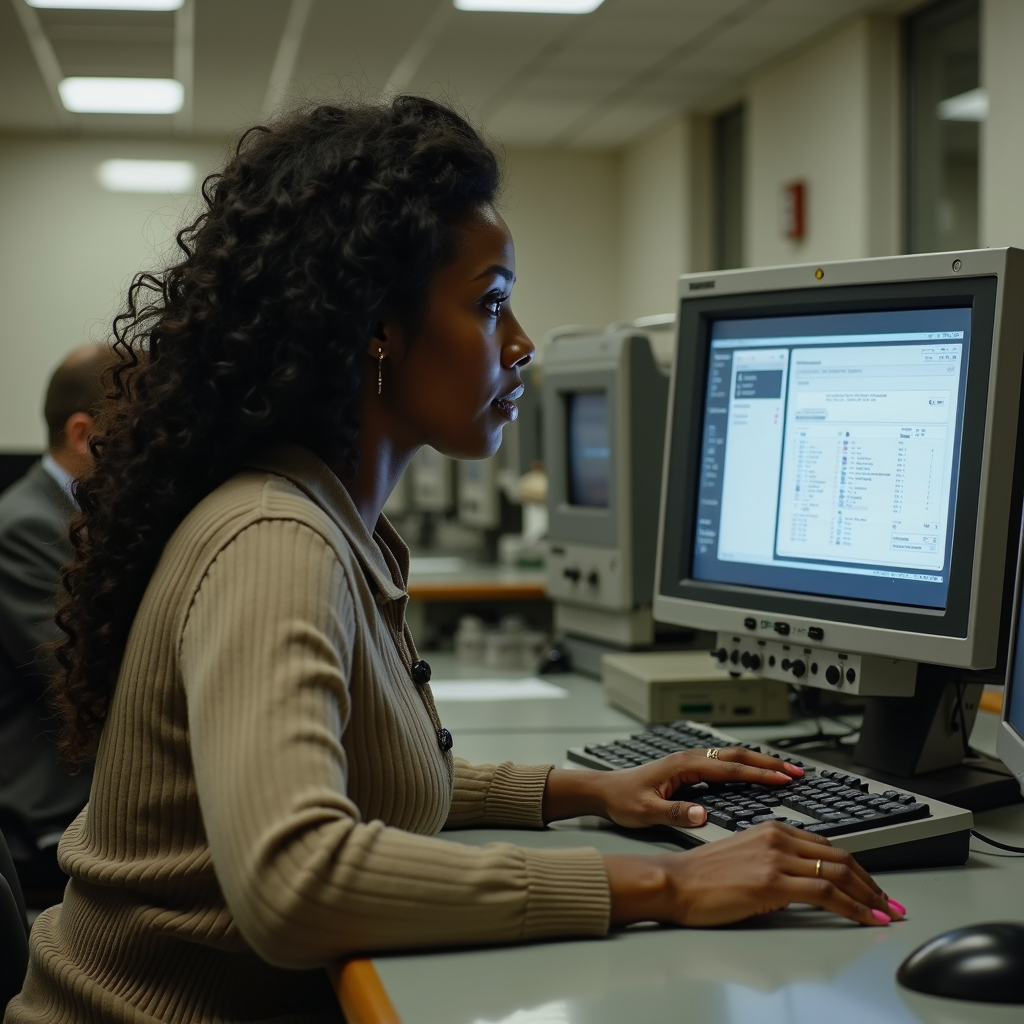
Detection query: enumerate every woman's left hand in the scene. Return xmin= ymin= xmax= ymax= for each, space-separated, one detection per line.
xmin=542 ymin=749 xmax=803 ymax=828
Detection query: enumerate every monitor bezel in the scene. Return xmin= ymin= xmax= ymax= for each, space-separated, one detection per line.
xmin=661 ymin=277 xmax=995 ymax=635
xmin=654 ymin=249 xmax=1024 ymax=669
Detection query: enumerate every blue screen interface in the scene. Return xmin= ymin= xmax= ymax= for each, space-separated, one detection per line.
xmin=1008 ymin=589 xmax=1024 ymax=742
xmin=691 ymin=307 xmax=972 ymax=608
xmin=567 ymin=392 xmax=610 ymax=508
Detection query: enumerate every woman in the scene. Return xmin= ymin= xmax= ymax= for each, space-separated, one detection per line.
xmin=6 ymin=97 xmax=902 ymax=1024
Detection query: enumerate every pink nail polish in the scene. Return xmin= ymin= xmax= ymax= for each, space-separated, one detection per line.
xmin=887 ymin=899 xmax=906 ymax=916
xmin=871 ymin=909 xmax=890 ymax=924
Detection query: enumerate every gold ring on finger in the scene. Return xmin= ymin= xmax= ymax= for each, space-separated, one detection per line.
xmin=706 ymin=748 xmax=720 ymax=759
xmin=815 ymin=859 xmax=822 ymax=877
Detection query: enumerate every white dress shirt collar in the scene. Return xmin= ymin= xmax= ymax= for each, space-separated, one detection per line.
xmin=41 ymin=453 xmax=78 ymax=509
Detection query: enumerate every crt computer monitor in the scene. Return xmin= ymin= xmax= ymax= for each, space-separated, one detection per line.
xmin=654 ymin=249 xmax=1024 ymax=685
xmin=410 ymin=446 xmax=454 ymax=514
xmin=544 ymin=323 xmax=671 ymax=651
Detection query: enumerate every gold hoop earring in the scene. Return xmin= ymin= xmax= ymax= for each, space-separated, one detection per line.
xmin=377 ymin=348 xmax=384 ymax=395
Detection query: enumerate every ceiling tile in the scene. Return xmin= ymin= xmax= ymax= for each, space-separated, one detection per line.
xmin=0 ymin=1 xmax=61 ymax=130
xmin=485 ymin=97 xmax=593 ymax=146
xmin=569 ymin=99 xmax=678 ymax=147
xmin=51 ymin=40 xmax=174 ymax=78
xmin=192 ymin=0 xmax=290 ymax=133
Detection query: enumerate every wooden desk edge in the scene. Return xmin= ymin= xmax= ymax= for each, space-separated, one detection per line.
xmin=407 ymin=581 xmax=547 ymax=601
xmin=980 ymin=689 xmax=1004 ymax=715
xmin=330 ymin=958 xmax=402 ymax=1024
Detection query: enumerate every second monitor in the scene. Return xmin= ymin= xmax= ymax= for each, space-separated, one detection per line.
xmin=543 ymin=322 xmax=671 ymax=664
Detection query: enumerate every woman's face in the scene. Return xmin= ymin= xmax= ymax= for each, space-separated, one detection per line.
xmin=381 ymin=206 xmax=535 ymax=459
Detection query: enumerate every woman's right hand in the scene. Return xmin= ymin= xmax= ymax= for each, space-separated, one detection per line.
xmin=604 ymin=821 xmax=905 ymax=928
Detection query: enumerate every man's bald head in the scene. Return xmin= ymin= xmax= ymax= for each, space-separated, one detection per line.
xmin=44 ymin=345 xmax=115 ymax=450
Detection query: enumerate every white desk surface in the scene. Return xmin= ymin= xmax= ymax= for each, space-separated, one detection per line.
xmin=368 ymin=657 xmax=1024 ymax=1024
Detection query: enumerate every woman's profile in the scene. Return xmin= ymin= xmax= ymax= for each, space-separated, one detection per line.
xmin=5 ymin=96 xmax=902 ymax=1024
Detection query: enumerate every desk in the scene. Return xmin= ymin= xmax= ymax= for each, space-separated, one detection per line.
xmin=335 ymin=662 xmax=1024 ymax=1024
xmin=404 ymin=560 xmax=549 ymax=645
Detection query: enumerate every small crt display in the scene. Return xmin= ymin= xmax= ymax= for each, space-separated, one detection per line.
xmin=567 ymin=392 xmax=610 ymax=507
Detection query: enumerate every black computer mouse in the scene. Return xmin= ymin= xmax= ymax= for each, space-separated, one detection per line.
xmin=897 ymin=922 xmax=1024 ymax=1003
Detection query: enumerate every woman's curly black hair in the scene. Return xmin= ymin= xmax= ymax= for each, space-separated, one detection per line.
xmin=52 ymin=95 xmax=501 ymax=762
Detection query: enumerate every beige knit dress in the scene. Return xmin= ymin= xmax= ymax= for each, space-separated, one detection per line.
xmin=5 ymin=444 xmax=610 ymax=1024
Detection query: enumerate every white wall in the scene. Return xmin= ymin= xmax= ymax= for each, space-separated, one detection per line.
xmin=745 ymin=17 xmax=900 ymax=268
xmin=0 ymin=135 xmax=225 ymax=451
xmin=617 ymin=115 xmax=689 ymax=320
xmin=499 ymin=148 xmax=620 ymax=344
xmin=980 ymin=0 xmax=1024 ymax=248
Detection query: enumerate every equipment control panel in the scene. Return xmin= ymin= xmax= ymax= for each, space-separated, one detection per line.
xmin=711 ymin=632 xmax=917 ymax=697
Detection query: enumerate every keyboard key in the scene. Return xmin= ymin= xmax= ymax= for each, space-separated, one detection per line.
xmin=706 ymin=810 xmax=737 ymax=829
xmin=800 ymin=802 xmax=929 ymax=837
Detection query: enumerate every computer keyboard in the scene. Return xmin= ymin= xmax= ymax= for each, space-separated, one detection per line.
xmin=568 ymin=720 xmax=974 ymax=870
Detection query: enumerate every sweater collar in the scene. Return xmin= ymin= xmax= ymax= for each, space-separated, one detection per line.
xmin=244 ymin=443 xmax=409 ymax=603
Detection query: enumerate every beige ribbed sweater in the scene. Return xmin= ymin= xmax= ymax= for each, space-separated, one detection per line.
xmin=6 ymin=444 xmax=609 ymax=1024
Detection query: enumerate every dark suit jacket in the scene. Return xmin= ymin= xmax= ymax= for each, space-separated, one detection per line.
xmin=0 ymin=461 xmax=91 ymax=845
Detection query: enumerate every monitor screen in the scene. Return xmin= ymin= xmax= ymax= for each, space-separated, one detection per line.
xmin=691 ymin=307 xmax=972 ymax=609
xmin=566 ymin=391 xmax=610 ymax=508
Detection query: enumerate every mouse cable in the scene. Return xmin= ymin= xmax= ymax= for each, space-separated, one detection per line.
xmin=970 ymin=829 xmax=1024 ymax=854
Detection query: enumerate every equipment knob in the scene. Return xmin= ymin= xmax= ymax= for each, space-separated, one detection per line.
xmin=747 ymin=653 xmax=762 ymax=671
xmin=781 ymin=658 xmax=791 ymax=670
xmin=712 ymin=648 xmax=729 ymax=663
xmin=825 ymin=665 xmax=841 ymax=686
xmin=790 ymin=660 xmax=806 ymax=678
xmin=587 ymin=571 xmax=599 ymax=586
xmin=563 ymin=567 xmax=581 ymax=582
xmin=740 ymin=651 xmax=752 ymax=669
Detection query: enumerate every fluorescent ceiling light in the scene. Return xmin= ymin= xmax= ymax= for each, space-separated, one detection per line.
xmin=937 ymin=87 xmax=988 ymax=122
xmin=454 ymin=0 xmax=603 ymax=12
xmin=97 ymin=159 xmax=196 ymax=194
xmin=58 ymin=78 xmax=184 ymax=114
xmin=27 ymin=1 xmax=183 ymax=9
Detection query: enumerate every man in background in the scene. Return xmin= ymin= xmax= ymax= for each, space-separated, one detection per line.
xmin=0 ymin=344 xmax=112 ymax=900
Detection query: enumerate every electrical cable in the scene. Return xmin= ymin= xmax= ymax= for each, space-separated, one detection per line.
xmin=970 ymin=829 xmax=1024 ymax=854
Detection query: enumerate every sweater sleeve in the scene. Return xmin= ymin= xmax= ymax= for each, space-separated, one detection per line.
xmin=445 ymin=758 xmax=554 ymax=829
xmin=179 ymin=518 xmax=609 ymax=969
